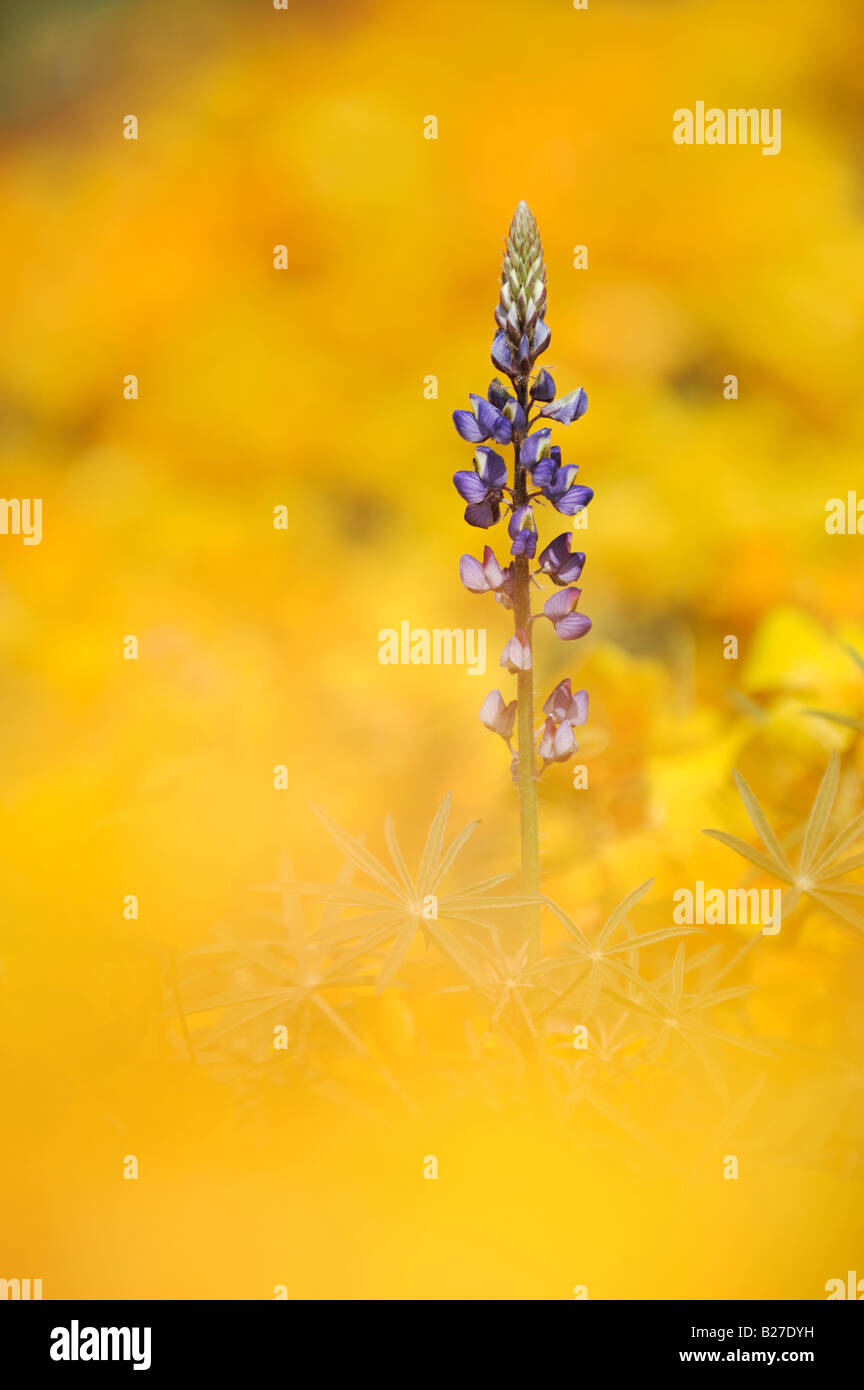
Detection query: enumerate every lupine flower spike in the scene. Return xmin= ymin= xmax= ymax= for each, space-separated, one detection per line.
xmin=452 ymin=201 xmax=593 ymax=949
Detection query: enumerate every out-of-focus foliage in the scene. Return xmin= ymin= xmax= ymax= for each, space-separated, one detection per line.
xmin=1 ymin=0 xmax=863 ymax=1299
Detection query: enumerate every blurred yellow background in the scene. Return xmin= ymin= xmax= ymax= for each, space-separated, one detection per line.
xmin=1 ymin=0 xmax=863 ymax=1298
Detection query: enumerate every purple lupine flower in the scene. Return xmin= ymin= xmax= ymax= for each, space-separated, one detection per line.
xmin=491 ymin=202 xmax=551 ymax=383
xmin=452 ymin=201 xmax=594 ymax=811
xmin=479 ymin=689 xmax=517 ymax=740
xmin=459 ymin=545 xmax=506 ymax=595
xmin=538 ymin=715 xmax=576 ymax=763
xmin=539 ymin=387 xmax=588 ymax=425
xmin=500 ymin=629 xmax=532 ymax=672
xmin=527 ymin=445 xmax=560 ymax=487
xmin=520 ymin=427 xmax=552 ymax=469
xmin=508 ymin=504 xmax=537 ymax=559
xmin=453 ymin=446 xmax=508 ymax=527
xmin=531 ymin=369 xmax=556 ymax=402
xmin=544 ymin=587 xmax=592 ymax=640
xmin=453 ymin=393 xmax=513 ymax=445
xmin=502 ymin=398 xmax=526 ymax=433
xmin=536 ymin=533 xmax=586 ymax=586
xmin=486 ymin=379 xmax=527 ymax=433
xmin=553 ymin=481 xmax=593 ymax=517
xmin=543 ymin=679 xmax=589 ymax=726
xmin=532 ymin=319 xmax=551 ymax=358
xmin=494 ymin=563 xmax=516 ymax=609
xmin=491 ymin=331 xmax=518 ymax=379
xmin=537 ymin=462 xmax=593 ymax=515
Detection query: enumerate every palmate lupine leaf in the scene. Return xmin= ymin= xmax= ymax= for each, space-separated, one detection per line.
xmin=670 ymin=941 xmax=685 ymax=1012
xmin=432 ymin=818 xmax=483 ymax=890
xmin=533 ymin=878 xmax=702 ymax=1021
xmin=601 ymin=926 xmax=773 ymax=1076
xmin=539 ymin=877 xmax=655 ymax=959
xmin=799 ymin=753 xmax=840 ymax=874
xmin=470 ymin=931 xmax=552 ymax=1037
xmin=644 ymin=934 xmax=772 ymax=1084
xmin=815 ymin=879 xmax=864 ymax=896
xmin=604 ymin=978 xmax=772 ymax=1063
xmin=417 ymin=793 xmax=452 ymax=897
xmin=174 ymin=855 xmax=404 ymax=1079
xmin=690 ymin=1078 xmax=766 ymax=1175
xmin=805 ymin=643 xmax=864 ymax=731
xmin=806 ymin=710 xmax=864 ymax=732
xmin=283 ymin=794 xmax=537 ymax=989
xmin=702 ymin=829 xmax=795 ymax=883
xmin=731 ymin=770 xmax=796 ymax=878
xmin=805 ymin=890 xmax=864 ymax=933
xmin=811 ymin=811 xmax=864 ymax=875
xmin=310 ymin=804 xmax=406 ymax=898
xmin=180 ymin=927 xmax=373 ymax=1056
xmin=703 ymin=753 xmax=864 ymax=934
xmin=179 ymin=945 xmax=372 ymax=1062
xmin=480 ymin=939 xmax=541 ymax=1039
xmin=597 ymin=877 xmax=657 ymax=945
xmin=583 ymin=1018 xmax=646 ymax=1071
xmin=383 ymin=813 xmax=414 ymax=896
xmin=423 ymin=921 xmax=489 ymax=993
xmin=566 ymin=1076 xmax=674 ymax=1169
xmin=648 ymin=932 xmax=763 ymax=1032
xmin=437 ymin=928 xmax=571 ymax=1041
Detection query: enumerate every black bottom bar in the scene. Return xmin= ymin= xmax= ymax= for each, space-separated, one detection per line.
xmin=5 ymin=1298 xmax=858 ymax=1375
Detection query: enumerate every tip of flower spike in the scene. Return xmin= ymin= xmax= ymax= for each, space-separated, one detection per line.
xmin=507 ymin=202 xmax=540 ymax=248
xmin=498 ymin=204 xmax=547 ymax=373
xmin=511 ymin=199 xmax=536 ymax=226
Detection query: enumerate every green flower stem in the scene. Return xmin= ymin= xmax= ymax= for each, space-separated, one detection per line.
xmin=513 ymin=380 xmax=541 ymax=956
